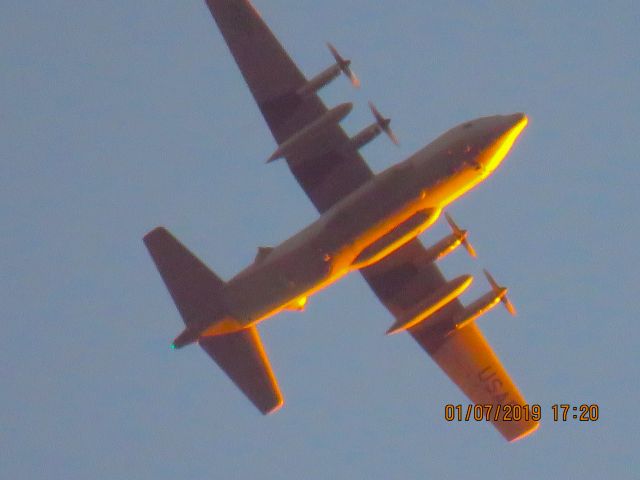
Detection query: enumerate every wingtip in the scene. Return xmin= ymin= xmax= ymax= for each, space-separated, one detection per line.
xmin=144 ymin=225 xmax=166 ymax=238
xmin=143 ymin=226 xmax=169 ymax=247
xmin=262 ymin=397 xmax=285 ymax=415
xmin=507 ymin=421 xmax=540 ymax=443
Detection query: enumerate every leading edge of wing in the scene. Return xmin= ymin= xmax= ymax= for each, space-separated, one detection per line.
xmin=199 ymin=326 xmax=283 ymax=415
xmin=204 ymin=0 xmax=316 ymax=142
xmin=204 ymin=0 xmax=374 ymax=212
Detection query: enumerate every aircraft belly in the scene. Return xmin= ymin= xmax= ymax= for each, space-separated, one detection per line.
xmin=221 ymin=157 xmax=469 ymax=326
xmin=321 ymin=163 xmax=425 ymax=254
xmin=224 ymin=241 xmax=332 ymax=323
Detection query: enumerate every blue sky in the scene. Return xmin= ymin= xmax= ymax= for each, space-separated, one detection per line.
xmin=2 ymin=1 xmax=638 ymax=478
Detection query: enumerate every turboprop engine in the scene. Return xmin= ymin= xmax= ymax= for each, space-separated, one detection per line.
xmin=422 ymin=212 xmax=477 ymax=263
xmin=296 ymin=43 xmax=360 ymax=98
xmin=452 ymin=270 xmax=517 ymax=332
xmin=347 ymin=102 xmax=400 ymax=151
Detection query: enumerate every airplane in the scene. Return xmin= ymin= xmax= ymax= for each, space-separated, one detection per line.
xmin=143 ymin=0 xmax=539 ymax=442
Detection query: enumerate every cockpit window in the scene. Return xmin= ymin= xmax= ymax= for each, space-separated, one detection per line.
xmin=463 ymin=122 xmax=473 ymax=129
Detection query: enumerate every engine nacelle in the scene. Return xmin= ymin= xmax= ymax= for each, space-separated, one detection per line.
xmin=296 ymin=64 xmax=343 ymax=98
xmin=451 ymin=270 xmax=516 ymax=332
xmin=422 ymin=233 xmax=464 ymax=263
xmin=422 ymin=213 xmax=477 ymax=262
xmin=296 ymin=43 xmax=359 ymax=98
xmin=346 ymin=102 xmax=399 ymax=152
xmin=452 ymin=291 xmax=503 ymax=331
xmin=387 ymin=274 xmax=473 ymax=334
xmin=347 ymin=122 xmax=384 ymax=151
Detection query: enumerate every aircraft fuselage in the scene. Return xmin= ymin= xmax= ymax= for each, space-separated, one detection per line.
xmin=203 ymin=113 xmax=528 ymax=335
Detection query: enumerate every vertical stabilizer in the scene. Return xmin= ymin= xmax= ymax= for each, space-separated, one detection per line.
xmin=143 ymin=227 xmax=226 ymax=331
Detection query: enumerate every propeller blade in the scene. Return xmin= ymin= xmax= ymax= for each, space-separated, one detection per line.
xmin=368 ymin=101 xmax=399 ymax=146
xmin=483 ymin=269 xmax=517 ymax=316
xmin=327 ymin=42 xmax=342 ymax=62
xmin=327 ymin=43 xmax=360 ymax=88
xmin=348 ymin=70 xmax=360 ymax=88
xmin=483 ymin=269 xmax=500 ymax=293
xmin=444 ymin=212 xmax=461 ymax=233
xmin=369 ymin=101 xmax=383 ymax=123
xmin=502 ymin=296 xmax=517 ymax=316
xmin=462 ymin=239 xmax=477 ymax=258
xmin=444 ymin=212 xmax=476 ymax=258
xmin=386 ymin=127 xmax=400 ymax=146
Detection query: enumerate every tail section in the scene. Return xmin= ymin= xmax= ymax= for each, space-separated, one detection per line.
xmin=143 ymin=226 xmax=284 ymax=413
xmin=200 ymin=327 xmax=283 ymax=414
xmin=143 ymin=227 xmax=227 ymax=347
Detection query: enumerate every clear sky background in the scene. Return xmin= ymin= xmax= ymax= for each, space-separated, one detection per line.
xmin=2 ymin=1 xmax=639 ymax=478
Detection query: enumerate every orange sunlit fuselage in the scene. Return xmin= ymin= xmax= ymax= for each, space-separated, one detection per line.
xmin=201 ymin=113 xmax=528 ymax=337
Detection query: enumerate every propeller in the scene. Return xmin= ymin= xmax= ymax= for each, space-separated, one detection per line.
xmin=483 ymin=269 xmax=517 ymax=316
xmin=444 ymin=212 xmax=477 ymax=258
xmin=327 ymin=42 xmax=360 ymax=88
xmin=369 ymin=101 xmax=399 ymax=146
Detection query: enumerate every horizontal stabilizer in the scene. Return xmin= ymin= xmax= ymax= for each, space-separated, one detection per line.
xmin=200 ymin=327 xmax=283 ymax=414
xmin=143 ymin=227 xmax=226 ymax=328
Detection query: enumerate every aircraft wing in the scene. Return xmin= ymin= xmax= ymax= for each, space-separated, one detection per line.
xmin=204 ymin=0 xmax=373 ymax=211
xmin=204 ymin=0 xmax=537 ymax=440
xmin=361 ymin=241 xmax=539 ymax=442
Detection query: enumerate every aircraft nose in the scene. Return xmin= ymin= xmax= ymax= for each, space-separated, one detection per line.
xmin=507 ymin=112 xmax=526 ymax=125
xmin=503 ymin=112 xmax=528 ymax=141
xmin=480 ymin=113 xmax=528 ymax=173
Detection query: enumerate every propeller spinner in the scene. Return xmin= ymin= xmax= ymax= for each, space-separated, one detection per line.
xmin=483 ymin=269 xmax=517 ymax=316
xmin=368 ymin=101 xmax=399 ymax=146
xmin=444 ymin=212 xmax=477 ymax=258
xmin=327 ymin=42 xmax=360 ymax=88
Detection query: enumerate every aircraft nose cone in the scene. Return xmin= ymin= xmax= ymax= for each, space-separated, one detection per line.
xmin=506 ymin=112 xmax=527 ymax=128
xmin=505 ymin=112 xmax=528 ymax=136
xmin=502 ymin=112 xmax=528 ymax=142
xmin=480 ymin=113 xmax=528 ymax=173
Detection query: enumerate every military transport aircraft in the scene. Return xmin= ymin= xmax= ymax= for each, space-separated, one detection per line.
xmin=143 ymin=0 xmax=538 ymax=442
